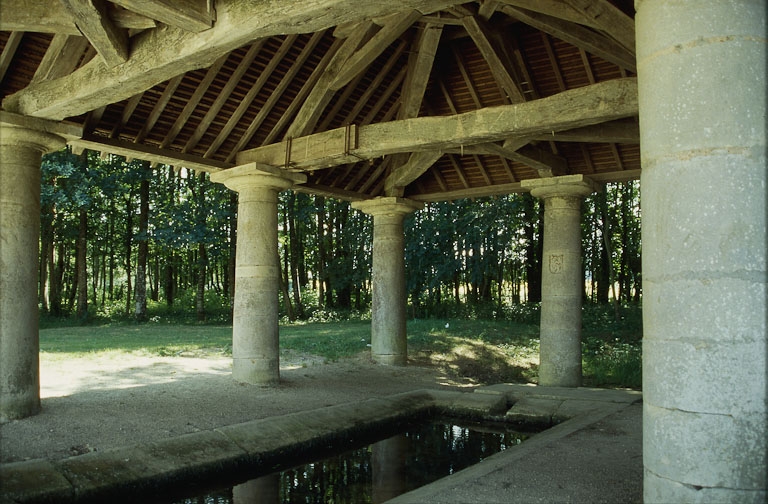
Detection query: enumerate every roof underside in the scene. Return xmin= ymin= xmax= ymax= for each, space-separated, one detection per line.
xmin=0 ymin=0 xmax=640 ymax=202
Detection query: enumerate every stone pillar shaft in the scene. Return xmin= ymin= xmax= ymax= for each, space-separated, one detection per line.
xmin=636 ymin=0 xmax=766 ymax=501
xmin=352 ymin=197 xmax=422 ymax=366
xmin=1 ymin=124 xmax=66 ymax=422
xmin=522 ymin=175 xmax=596 ymax=387
xmin=210 ymin=165 xmax=301 ymax=385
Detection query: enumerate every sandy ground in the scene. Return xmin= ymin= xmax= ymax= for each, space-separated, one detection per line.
xmin=0 ymin=351 xmax=478 ymax=464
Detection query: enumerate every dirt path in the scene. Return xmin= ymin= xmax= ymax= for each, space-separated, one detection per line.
xmin=1 ymin=351 xmax=477 ymax=463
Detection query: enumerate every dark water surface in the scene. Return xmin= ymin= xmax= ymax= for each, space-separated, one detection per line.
xmin=169 ymin=420 xmax=533 ymax=504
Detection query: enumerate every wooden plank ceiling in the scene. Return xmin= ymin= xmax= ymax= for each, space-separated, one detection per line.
xmin=0 ymin=0 xmax=640 ymax=202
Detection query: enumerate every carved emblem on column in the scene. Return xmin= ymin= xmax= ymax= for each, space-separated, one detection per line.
xmin=549 ymin=254 xmax=564 ymax=274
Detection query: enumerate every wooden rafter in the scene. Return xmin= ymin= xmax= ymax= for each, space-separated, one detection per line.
xmin=135 ymin=75 xmax=183 ymax=143
xmin=452 ymin=45 xmax=483 ymax=108
xmin=107 ymin=93 xmax=142 ymax=139
xmin=462 ymin=16 xmax=525 ymax=103
xmin=501 ymin=4 xmax=636 ymax=71
xmin=385 ymin=150 xmax=444 ymax=195
xmin=159 ymin=54 xmax=229 ymax=149
xmin=60 ymin=0 xmax=129 ymax=67
xmin=181 ymin=39 xmax=265 ymax=154
xmin=286 ymin=21 xmax=376 ymax=138
xmin=109 ymin=0 xmax=214 ymax=32
xmin=225 ymin=31 xmax=326 ymax=162
xmin=205 ymin=35 xmax=299 ymax=159
xmin=361 ymin=64 xmax=408 ymax=125
xmin=263 ymin=37 xmax=341 ymax=145
xmin=329 ymin=10 xmax=421 ymax=91
xmin=0 ymin=32 xmax=23 ymax=83
xmin=30 ymin=34 xmax=90 ymax=84
xmin=448 ymin=155 xmax=471 ymax=188
xmin=399 ymin=22 xmax=443 ymax=119
xmin=4 ymin=0 xmax=466 ymax=120
xmin=347 ymin=39 xmax=409 ymax=125
xmin=565 ymin=0 xmax=635 ymax=54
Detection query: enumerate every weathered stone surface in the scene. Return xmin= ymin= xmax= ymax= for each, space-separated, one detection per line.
xmin=430 ymin=390 xmax=508 ymax=417
xmin=210 ymin=165 xmax=304 ymax=384
xmin=0 ymin=459 xmax=74 ymax=503
xmin=636 ymin=0 xmax=766 ymax=500
xmin=0 ymin=123 xmax=67 ymax=422
xmin=351 ymin=198 xmax=423 ymax=365
xmin=521 ymin=175 xmax=597 ymax=387
xmin=505 ymin=397 xmax=563 ymax=425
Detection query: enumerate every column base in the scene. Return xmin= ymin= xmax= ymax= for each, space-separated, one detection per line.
xmin=232 ymin=358 xmax=280 ymax=385
xmin=0 ymin=394 xmax=41 ymax=423
xmin=373 ymin=353 xmax=407 ymax=366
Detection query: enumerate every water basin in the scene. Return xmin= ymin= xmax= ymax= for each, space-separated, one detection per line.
xmin=170 ymin=419 xmax=535 ymax=504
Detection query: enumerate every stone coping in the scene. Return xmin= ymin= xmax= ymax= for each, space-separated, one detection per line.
xmin=1 ymin=387 xmax=641 ymax=504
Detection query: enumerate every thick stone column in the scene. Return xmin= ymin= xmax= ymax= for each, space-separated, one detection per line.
xmin=0 ymin=120 xmax=67 ymax=422
xmin=210 ymin=164 xmax=304 ymax=385
xmin=352 ymin=197 xmax=422 ymax=365
xmin=522 ymin=175 xmax=597 ymax=387
xmin=636 ymin=1 xmax=767 ymax=501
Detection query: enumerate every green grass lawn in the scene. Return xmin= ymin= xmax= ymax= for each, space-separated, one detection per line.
xmin=40 ymin=306 xmax=642 ymax=389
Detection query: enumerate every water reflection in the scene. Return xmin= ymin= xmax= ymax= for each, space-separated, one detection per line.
xmin=176 ymin=421 xmax=528 ymax=504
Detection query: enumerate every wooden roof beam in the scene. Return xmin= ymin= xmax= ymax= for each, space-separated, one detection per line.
xmin=482 ymin=142 xmax=566 ymax=177
xmin=496 ymin=0 xmax=602 ymax=30
xmin=181 ymin=39 xmax=265 ymax=154
xmin=60 ymin=0 xmax=129 ymax=67
xmin=225 ymin=31 xmax=326 ymax=162
xmin=110 ymin=0 xmax=214 ymax=32
xmin=204 ymin=35 xmax=298 ymax=159
xmin=330 ymin=10 xmax=422 ymax=91
xmin=70 ymin=135 xmax=232 ymax=173
xmin=399 ymin=22 xmax=443 ymax=119
xmin=500 ymin=5 xmax=636 ymax=72
xmin=237 ymin=77 xmax=638 ymax=169
xmin=286 ymin=21 xmax=377 ymax=138
xmin=533 ymin=119 xmax=639 ymax=144
xmin=0 ymin=32 xmax=23 ymax=83
xmin=462 ymin=16 xmax=525 ymax=103
xmin=565 ymin=0 xmax=635 ymax=54
xmin=30 ymin=35 xmax=91 ymax=84
xmin=385 ymin=150 xmax=444 ymax=196
xmin=4 ymin=0 xmax=466 ymax=120
xmin=0 ymin=1 xmax=155 ymax=35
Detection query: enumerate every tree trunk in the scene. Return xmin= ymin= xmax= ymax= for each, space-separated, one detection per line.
xmin=226 ymin=193 xmax=237 ymax=309
xmin=315 ymin=195 xmax=326 ymax=308
xmin=134 ymin=166 xmax=150 ymax=321
xmin=124 ymin=193 xmax=133 ymax=316
xmin=75 ymin=208 xmax=88 ymax=319
xmin=50 ymin=241 xmax=65 ymax=316
xmin=196 ymin=243 xmax=206 ymax=322
xmin=287 ymin=192 xmax=303 ymax=318
xmin=195 ymin=172 xmax=207 ymax=322
xmin=523 ymin=194 xmax=542 ymax=303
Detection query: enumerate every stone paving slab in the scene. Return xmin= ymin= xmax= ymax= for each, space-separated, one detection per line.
xmin=476 ymin=383 xmax=641 ymax=404
xmin=390 ymin=401 xmax=642 ymax=504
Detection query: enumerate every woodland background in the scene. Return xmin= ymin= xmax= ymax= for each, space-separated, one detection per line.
xmin=38 ymin=149 xmax=641 ymax=324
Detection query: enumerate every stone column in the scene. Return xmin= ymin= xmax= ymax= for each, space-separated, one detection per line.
xmin=522 ymin=175 xmax=597 ymax=387
xmin=636 ymin=1 xmax=767 ymax=502
xmin=352 ymin=197 xmax=423 ymax=365
xmin=210 ymin=164 xmax=305 ymax=385
xmin=0 ymin=119 xmax=67 ymax=422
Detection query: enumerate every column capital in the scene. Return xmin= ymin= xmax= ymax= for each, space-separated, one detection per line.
xmin=521 ymin=174 xmax=599 ymax=200
xmin=210 ymin=163 xmax=307 ymax=193
xmin=351 ymin=196 xmax=424 ymax=216
xmin=0 ymin=111 xmax=81 ymax=154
